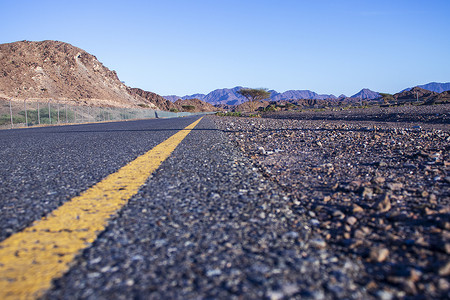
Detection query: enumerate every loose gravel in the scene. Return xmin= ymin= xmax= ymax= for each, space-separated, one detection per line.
xmin=214 ymin=104 xmax=449 ymax=299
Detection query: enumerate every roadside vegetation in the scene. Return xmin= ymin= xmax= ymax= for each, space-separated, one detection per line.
xmin=0 ymin=107 xmax=74 ymax=126
xmin=181 ymin=105 xmax=196 ymax=112
xmin=137 ymin=103 xmax=151 ymax=108
xmin=215 ymin=111 xmax=242 ymax=117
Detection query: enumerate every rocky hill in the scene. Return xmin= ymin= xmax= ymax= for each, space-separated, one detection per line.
xmin=429 ymin=90 xmax=450 ymax=104
xmin=127 ymin=88 xmax=176 ymax=111
xmin=425 ymin=91 xmax=450 ymax=104
xmin=0 ymin=40 xmax=157 ymax=109
xmin=394 ymin=87 xmax=438 ymax=102
xmin=173 ymin=98 xmax=218 ymax=112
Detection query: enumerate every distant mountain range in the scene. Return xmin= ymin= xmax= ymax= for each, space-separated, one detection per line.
xmin=270 ymin=90 xmax=337 ymax=101
xmin=164 ymin=87 xmax=380 ymax=105
xmin=402 ymin=82 xmax=450 ymax=93
xmin=164 ymin=87 xmax=339 ymax=105
xmin=164 ymin=82 xmax=449 ymax=106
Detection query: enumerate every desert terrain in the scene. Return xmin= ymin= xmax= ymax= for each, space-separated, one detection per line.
xmin=214 ymin=104 xmax=449 ymax=299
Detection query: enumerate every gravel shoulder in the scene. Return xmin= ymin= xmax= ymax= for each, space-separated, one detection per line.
xmin=263 ymin=104 xmax=449 ymax=130
xmin=213 ymin=104 xmax=449 ymax=299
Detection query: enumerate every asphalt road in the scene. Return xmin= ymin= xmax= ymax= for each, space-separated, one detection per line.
xmin=0 ymin=117 xmax=202 ymax=243
xmin=1 ymin=116 xmax=368 ymax=299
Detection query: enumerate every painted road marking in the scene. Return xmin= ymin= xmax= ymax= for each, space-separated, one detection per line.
xmin=0 ymin=117 xmax=203 ymax=299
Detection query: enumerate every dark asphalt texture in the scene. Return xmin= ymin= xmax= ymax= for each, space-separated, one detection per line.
xmin=2 ymin=116 xmax=368 ymax=299
xmin=0 ymin=117 xmax=202 ymax=242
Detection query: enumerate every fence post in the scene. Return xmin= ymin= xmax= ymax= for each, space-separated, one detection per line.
xmin=48 ymin=99 xmax=51 ymax=124
xmin=24 ymin=98 xmax=28 ymax=127
xmin=9 ymin=98 xmax=13 ymax=129
xmin=57 ymin=100 xmax=60 ymax=124
xmin=65 ymin=104 xmax=68 ymax=123
xmin=38 ymin=102 xmax=40 ymax=125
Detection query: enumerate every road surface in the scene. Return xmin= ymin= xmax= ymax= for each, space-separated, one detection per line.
xmin=1 ymin=116 xmax=366 ymax=299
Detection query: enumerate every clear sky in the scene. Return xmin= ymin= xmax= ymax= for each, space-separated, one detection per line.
xmin=1 ymin=0 xmax=449 ymax=97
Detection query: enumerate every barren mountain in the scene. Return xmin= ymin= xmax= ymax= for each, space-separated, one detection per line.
xmin=350 ymin=88 xmax=381 ymax=100
xmin=431 ymin=90 xmax=450 ymax=102
xmin=270 ymin=90 xmax=336 ymax=101
xmin=0 ymin=40 xmax=157 ymax=108
xmin=402 ymin=82 xmax=450 ymax=93
xmin=173 ymin=98 xmax=218 ymax=112
xmin=127 ymin=87 xmax=176 ymax=111
xmin=394 ymin=87 xmax=438 ymax=101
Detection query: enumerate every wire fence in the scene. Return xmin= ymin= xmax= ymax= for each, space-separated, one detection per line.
xmin=0 ymin=99 xmax=209 ymax=129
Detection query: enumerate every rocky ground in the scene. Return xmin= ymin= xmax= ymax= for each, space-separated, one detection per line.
xmin=263 ymin=104 xmax=449 ymax=128
xmin=213 ymin=104 xmax=449 ymax=299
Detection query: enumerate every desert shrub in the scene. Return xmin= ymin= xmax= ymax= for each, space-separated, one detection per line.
xmin=215 ymin=111 xmax=242 ymax=117
xmin=22 ymin=107 xmax=62 ymax=124
xmin=248 ymin=113 xmax=261 ymax=118
xmin=285 ymin=102 xmax=297 ymax=109
xmin=263 ymin=105 xmax=278 ymax=112
xmin=0 ymin=114 xmax=26 ymax=126
xmin=182 ymin=105 xmax=196 ymax=112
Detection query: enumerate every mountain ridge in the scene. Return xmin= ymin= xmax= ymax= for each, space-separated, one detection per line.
xmin=350 ymin=88 xmax=381 ymax=100
xmin=164 ymin=82 xmax=449 ymax=106
xmin=164 ymin=87 xmax=378 ymax=105
xmin=402 ymin=82 xmax=450 ymax=93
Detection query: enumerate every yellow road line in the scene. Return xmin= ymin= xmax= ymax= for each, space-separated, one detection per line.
xmin=0 ymin=117 xmax=203 ymax=299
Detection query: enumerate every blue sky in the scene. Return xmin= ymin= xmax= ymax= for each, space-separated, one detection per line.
xmin=1 ymin=0 xmax=449 ymax=96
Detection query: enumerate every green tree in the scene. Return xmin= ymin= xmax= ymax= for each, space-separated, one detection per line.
xmin=237 ymin=88 xmax=271 ymax=111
